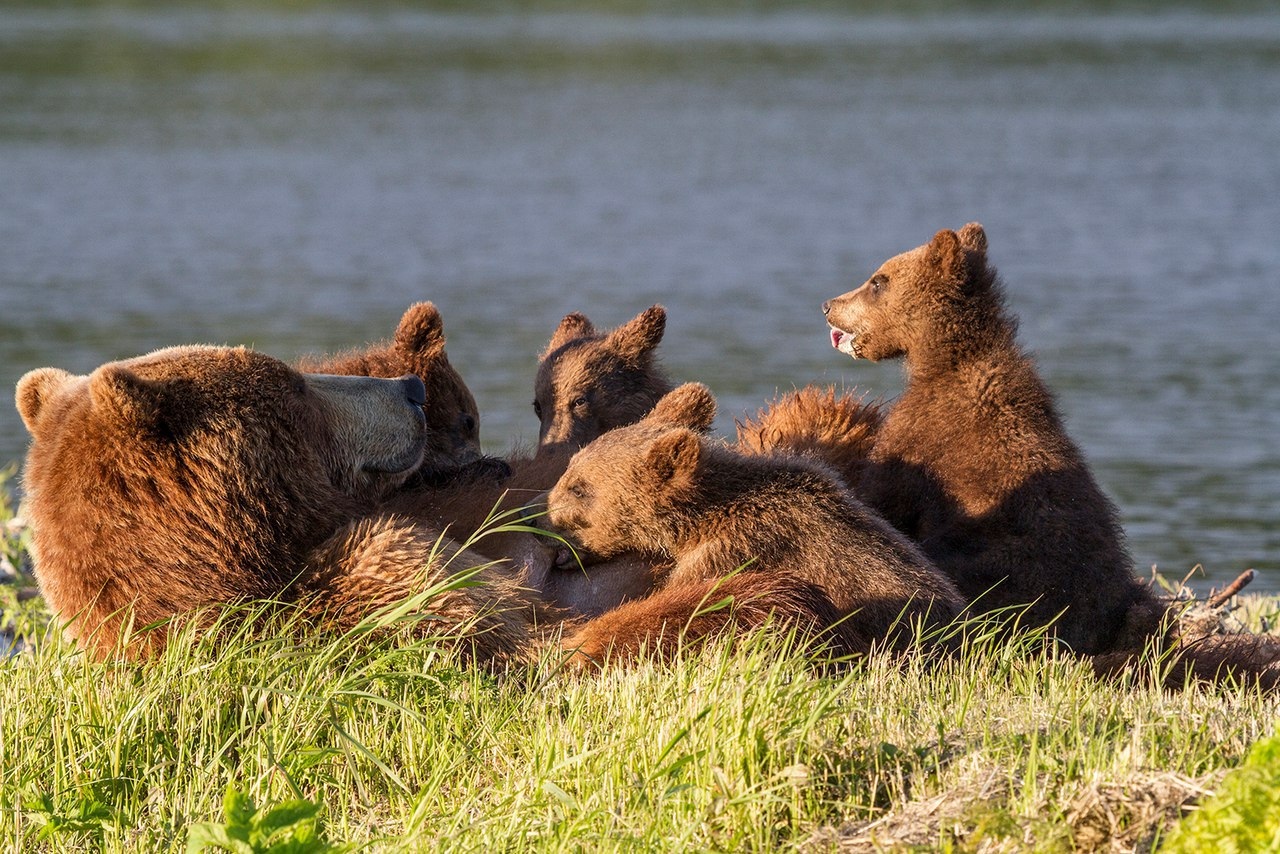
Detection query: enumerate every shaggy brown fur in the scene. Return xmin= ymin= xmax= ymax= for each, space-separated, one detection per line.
xmin=377 ymin=305 xmax=686 ymax=619
xmin=533 ymin=305 xmax=674 ymax=456
xmin=824 ymin=225 xmax=1167 ymax=655
xmin=298 ymin=302 xmax=504 ymax=483
xmin=547 ymin=384 xmax=965 ymax=662
xmin=736 ymin=385 xmax=883 ymax=487
xmin=382 ymin=440 xmax=670 ymax=620
xmin=525 ymin=305 xmax=686 ymax=613
xmin=15 ymin=345 xmax=553 ymax=661
xmin=823 ymin=224 xmax=1150 ymax=655
xmin=540 ymin=559 xmax=667 ymax=618
xmin=560 ymin=570 xmax=842 ymax=667
xmin=822 ymin=225 xmax=1280 ymax=688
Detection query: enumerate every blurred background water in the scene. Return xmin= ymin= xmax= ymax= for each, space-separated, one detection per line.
xmin=1 ymin=1 xmax=1277 ymax=592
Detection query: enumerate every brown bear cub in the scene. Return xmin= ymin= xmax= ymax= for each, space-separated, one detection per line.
xmin=298 ymin=301 xmax=508 ymax=486
xmin=391 ymin=303 xmax=679 ymax=536
xmin=546 ymin=383 xmax=965 ymax=662
xmin=435 ymin=304 xmax=678 ymax=615
xmin=344 ymin=305 xmax=679 ymax=619
xmin=15 ymin=345 xmax=554 ymax=661
xmin=820 ymin=225 xmax=1280 ymax=686
xmin=823 ymin=224 xmax=1155 ymax=656
xmin=533 ymin=304 xmax=674 ymax=458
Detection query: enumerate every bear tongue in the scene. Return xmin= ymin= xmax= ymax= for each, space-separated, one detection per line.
xmin=830 ymin=326 xmax=860 ymax=357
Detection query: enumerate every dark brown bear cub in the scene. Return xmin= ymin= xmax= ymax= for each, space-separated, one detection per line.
xmin=533 ymin=304 xmax=674 ymax=457
xmin=298 ymin=301 xmax=508 ymax=486
xmin=546 ymin=383 xmax=965 ymax=661
xmin=824 ymin=224 xmax=1156 ymax=656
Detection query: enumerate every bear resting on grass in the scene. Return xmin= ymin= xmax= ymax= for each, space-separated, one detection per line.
xmin=15 ymin=345 xmax=554 ymax=661
xmin=546 ymin=383 xmax=965 ymax=665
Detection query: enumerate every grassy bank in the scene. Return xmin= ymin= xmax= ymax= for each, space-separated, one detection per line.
xmin=1 ymin=478 xmax=1277 ymax=851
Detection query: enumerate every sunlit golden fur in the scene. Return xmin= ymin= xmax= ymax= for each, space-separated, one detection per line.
xmin=548 ymin=384 xmax=964 ymax=663
xmin=16 ymin=345 xmax=553 ymax=661
xmin=736 ymin=385 xmax=883 ymax=487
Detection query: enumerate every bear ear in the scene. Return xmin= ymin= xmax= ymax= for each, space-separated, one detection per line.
xmin=89 ymin=366 xmax=175 ymax=436
xmin=394 ymin=302 xmax=446 ymax=360
xmin=644 ymin=428 xmax=701 ymax=493
xmin=927 ymin=229 xmax=968 ymax=283
xmin=15 ymin=367 xmax=75 ymax=435
xmin=646 ymin=382 xmax=717 ymax=431
xmin=606 ymin=304 xmax=666 ymax=363
xmin=541 ymin=312 xmax=598 ymax=359
xmin=957 ymin=222 xmax=987 ymax=256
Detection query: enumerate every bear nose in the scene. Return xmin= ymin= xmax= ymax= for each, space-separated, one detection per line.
xmin=821 ymin=300 xmax=832 ymax=316
xmin=399 ymin=374 xmax=426 ymax=408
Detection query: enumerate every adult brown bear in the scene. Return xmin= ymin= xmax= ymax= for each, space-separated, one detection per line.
xmin=15 ymin=345 xmax=553 ymax=661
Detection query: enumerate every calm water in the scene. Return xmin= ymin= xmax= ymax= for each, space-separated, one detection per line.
xmin=2 ymin=4 xmax=1278 ymax=592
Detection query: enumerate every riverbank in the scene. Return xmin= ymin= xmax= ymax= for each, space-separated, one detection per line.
xmin=1 ymin=473 xmax=1277 ymax=849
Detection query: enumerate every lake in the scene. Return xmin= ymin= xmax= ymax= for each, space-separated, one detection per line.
xmin=1 ymin=2 xmax=1277 ymax=593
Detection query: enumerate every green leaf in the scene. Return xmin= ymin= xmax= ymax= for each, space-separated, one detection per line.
xmin=223 ymin=786 xmax=258 ymax=831
xmin=186 ymin=822 xmax=255 ymax=854
xmin=541 ymin=780 xmax=577 ymax=810
xmin=256 ymin=800 xmax=322 ymax=839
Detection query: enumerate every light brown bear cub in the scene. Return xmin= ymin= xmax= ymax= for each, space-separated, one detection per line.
xmin=459 ymin=304 xmax=677 ymax=615
xmin=396 ymin=303 xmax=679 ymax=537
xmin=15 ymin=345 xmax=552 ymax=661
xmin=546 ymin=383 xmax=965 ymax=661
xmin=823 ymin=224 xmax=1154 ymax=656
xmin=366 ymin=305 xmax=678 ymax=618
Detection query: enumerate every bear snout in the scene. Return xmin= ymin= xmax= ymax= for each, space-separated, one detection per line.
xmin=822 ymin=300 xmax=832 ymax=316
xmin=399 ymin=374 xmax=426 ymax=408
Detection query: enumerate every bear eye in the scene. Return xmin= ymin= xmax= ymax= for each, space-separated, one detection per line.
xmin=568 ymin=481 xmax=589 ymax=500
xmin=460 ymin=413 xmax=476 ymax=435
xmin=570 ymin=395 xmax=589 ymax=411
xmin=869 ymin=274 xmax=888 ymax=294
xmin=532 ymin=400 xmax=543 ymax=419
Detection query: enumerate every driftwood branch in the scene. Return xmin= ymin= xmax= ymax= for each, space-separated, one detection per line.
xmin=1207 ymin=569 xmax=1256 ymax=609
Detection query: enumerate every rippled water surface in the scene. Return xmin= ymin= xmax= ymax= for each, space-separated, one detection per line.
xmin=2 ymin=3 xmax=1278 ymax=591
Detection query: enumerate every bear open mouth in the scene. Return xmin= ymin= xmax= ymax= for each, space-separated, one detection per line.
xmin=829 ymin=325 xmax=859 ymax=357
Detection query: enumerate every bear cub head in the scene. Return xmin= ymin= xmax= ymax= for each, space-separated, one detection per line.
xmin=545 ymin=382 xmax=716 ymax=566
xmin=823 ymin=222 xmax=992 ymax=362
xmin=533 ymin=305 xmax=674 ymax=457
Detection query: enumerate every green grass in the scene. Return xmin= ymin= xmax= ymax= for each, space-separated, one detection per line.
xmin=1 ymin=473 xmax=1278 ymax=852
